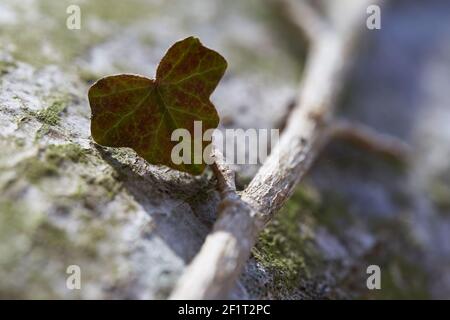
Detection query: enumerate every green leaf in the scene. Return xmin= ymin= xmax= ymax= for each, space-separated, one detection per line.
xmin=88 ymin=36 xmax=227 ymax=175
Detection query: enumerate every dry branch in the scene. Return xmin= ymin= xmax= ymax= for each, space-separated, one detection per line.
xmin=327 ymin=119 xmax=412 ymax=161
xmin=170 ymin=0 xmax=386 ymax=299
xmin=271 ymin=0 xmax=328 ymax=43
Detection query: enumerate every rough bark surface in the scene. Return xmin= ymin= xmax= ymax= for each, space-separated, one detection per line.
xmin=1 ymin=0 xmax=450 ymax=299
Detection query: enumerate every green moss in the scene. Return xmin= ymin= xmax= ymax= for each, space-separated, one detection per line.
xmin=370 ymin=257 xmax=430 ymax=300
xmin=252 ymin=186 xmax=321 ymax=293
xmin=81 ymin=168 xmax=121 ymax=201
xmin=0 ymin=200 xmax=43 ymax=269
xmin=80 ymin=0 xmax=154 ymax=24
xmin=14 ymin=137 xmax=26 ymax=148
xmin=0 ymin=198 xmax=109 ymax=298
xmin=0 ymin=200 xmax=43 ymax=235
xmin=34 ymin=217 xmax=105 ymax=259
xmin=46 ymin=143 xmax=87 ymax=165
xmin=16 ymin=144 xmax=87 ymax=183
xmin=313 ymin=191 xmax=354 ymax=234
xmin=429 ymin=174 xmax=450 ymax=213
xmin=0 ymin=60 xmax=17 ymax=75
xmin=34 ymin=124 xmax=51 ymax=141
xmin=20 ymin=158 xmax=58 ymax=183
xmin=95 ymin=173 xmax=121 ymax=199
xmin=33 ymin=220 xmax=73 ymax=254
xmin=2 ymin=0 xmax=160 ymax=67
xmin=35 ymin=99 xmax=68 ymax=126
xmin=78 ymin=68 xmax=101 ymax=84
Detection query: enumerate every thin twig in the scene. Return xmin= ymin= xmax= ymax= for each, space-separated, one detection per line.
xmin=170 ymin=150 xmax=255 ymax=299
xmin=326 ymin=119 xmax=412 ymax=161
xmin=210 ymin=149 xmax=236 ymax=196
xmin=272 ymin=0 xmax=328 ymax=43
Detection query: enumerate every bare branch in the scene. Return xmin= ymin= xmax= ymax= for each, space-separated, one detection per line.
xmin=170 ymin=149 xmax=253 ymax=299
xmin=272 ymin=0 xmax=328 ymax=43
xmin=170 ymin=0 xmax=383 ymax=299
xmin=170 ymin=151 xmax=254 ymax=299
xmin=210 ymin=149 xmax=236 ymax=196
xmin=326 ymin=119 xmax=412 ymax=161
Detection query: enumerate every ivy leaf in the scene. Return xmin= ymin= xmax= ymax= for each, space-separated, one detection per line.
xmin=88 ymin=36 xmax=227 ymax=175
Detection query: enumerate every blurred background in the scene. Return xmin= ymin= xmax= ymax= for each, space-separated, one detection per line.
xmin=0 ymin=0 xmax=449 ymax=299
